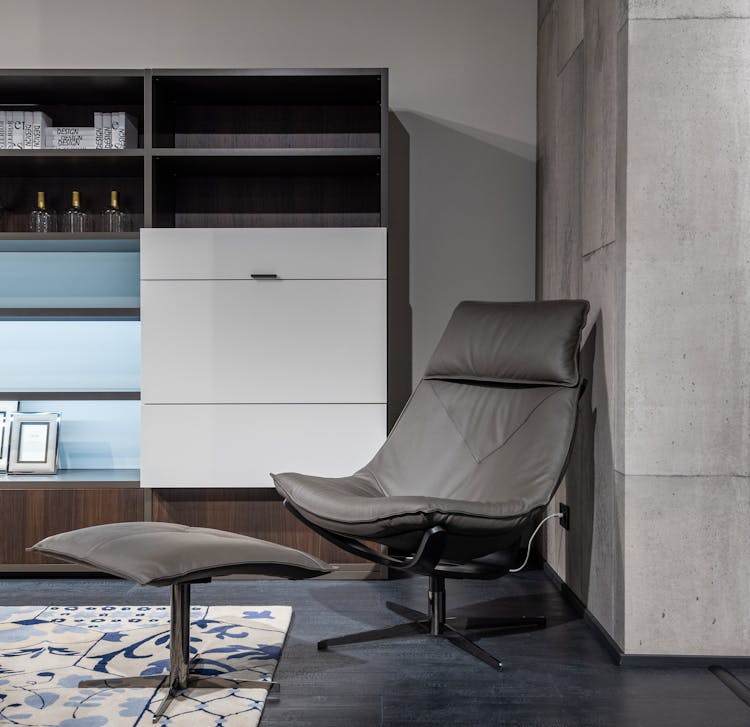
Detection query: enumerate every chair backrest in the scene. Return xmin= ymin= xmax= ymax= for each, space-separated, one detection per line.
xmin=364 ymin=300 xmax=589 ymax=513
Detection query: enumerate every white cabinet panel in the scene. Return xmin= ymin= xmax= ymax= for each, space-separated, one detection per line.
xmin=141 ymin=279 xmax=386 ymax=404
xmin=141 ymin=227 xmax=386 ymax=280
xmin=141 ymin=403 xmax=386 ymax=488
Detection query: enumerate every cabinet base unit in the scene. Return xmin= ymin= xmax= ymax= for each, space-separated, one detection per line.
xmin=0 ymin=485 xmax=144 ymax=566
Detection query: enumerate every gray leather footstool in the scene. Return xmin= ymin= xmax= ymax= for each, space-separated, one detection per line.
xmin=30 ymin=521 xmax=332 ymax=722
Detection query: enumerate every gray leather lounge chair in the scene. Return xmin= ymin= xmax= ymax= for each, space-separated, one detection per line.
xmin=30 ymin=522 xmax=331 ymax=721
xmin=273 ymin=299 xmax=589 ymax=670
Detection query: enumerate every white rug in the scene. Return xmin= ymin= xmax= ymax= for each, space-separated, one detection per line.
xmin=0 ymin=604 xmax=292 ymax=726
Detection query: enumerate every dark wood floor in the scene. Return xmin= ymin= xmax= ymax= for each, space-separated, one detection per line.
xmin=1 ymin=570 xmax=747 ymax=726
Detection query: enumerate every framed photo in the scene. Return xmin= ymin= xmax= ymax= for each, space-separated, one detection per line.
xmin=7 ymin=412 xmax=61 ymax=475
xmin=0 ymin=401 xmax=19 ymax=473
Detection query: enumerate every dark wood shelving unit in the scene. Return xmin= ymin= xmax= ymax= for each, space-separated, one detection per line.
xmin=150 ymin=69 xmax=386 ymax=229
xmin=0 ymin=70 xmax=146 ymax=234
xmin=0 ymin=68 xmax=396 ymax=574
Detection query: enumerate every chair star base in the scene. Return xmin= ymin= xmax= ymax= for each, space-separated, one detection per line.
xmin=317 ymin=575 xmax=546 ymax=671
xmin=77 ymin=582 xmax=277 ymax=723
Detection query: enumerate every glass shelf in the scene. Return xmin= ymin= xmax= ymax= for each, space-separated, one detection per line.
xmin=0 ymin=308 xmax=139 ymax=319
xmin=0 ymin=389 xmax=139 ymax=400
xmin=0 ymin=468 xmax=140 ymax=488
xmin=0 ymin=233 xmax=139 ymax=253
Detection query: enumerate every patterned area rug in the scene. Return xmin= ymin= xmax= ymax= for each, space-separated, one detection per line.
xmin=0 ymin=604 xmax=292 ymax=726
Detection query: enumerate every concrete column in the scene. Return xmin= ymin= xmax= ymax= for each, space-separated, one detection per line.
xmin=623 ymin=3 xmax=750 ymax=656
xmin=538 ymin=0 xmax=750 ymax=657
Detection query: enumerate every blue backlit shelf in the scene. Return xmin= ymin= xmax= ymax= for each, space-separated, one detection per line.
xmin=0 ymin=389 xmax=140 ymax=400
xmin=0 ymin=308 xmax=139 ymax=319
xmin=0 ymin=233 xmax=139 ymax=253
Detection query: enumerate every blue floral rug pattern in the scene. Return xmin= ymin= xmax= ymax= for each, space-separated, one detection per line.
xmin=0 ymin=604 xmax=291 ymax=726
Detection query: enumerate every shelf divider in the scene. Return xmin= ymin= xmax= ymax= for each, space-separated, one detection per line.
xmin=1 ymin=390 xmax=140 ymax=400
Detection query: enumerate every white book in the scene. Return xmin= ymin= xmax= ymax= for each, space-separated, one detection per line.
xmin=0 ymin=111 xmax=5 ymax=149
xmin=102 ymin=112 xmax=112 ymax=149
xmin=94 ymin=111 xmax=103 ymax=149
xmin=47 ymin=126 xmax=96 ymax=136
xmin=46 ymin=127 xmax=98 ymax=149
xmin=23 ymin=111 xmax=33 ymax=149
xmin=11 ymin=111 xmax=24 ymax=149
xmin=32 ymin=111 xmax=51 ymax=149
xmin=111 ymin=111 xmax=138 ymax=149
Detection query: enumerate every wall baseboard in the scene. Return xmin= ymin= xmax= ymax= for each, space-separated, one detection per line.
xmin=542 ymin=563 xmax=750 ymax=668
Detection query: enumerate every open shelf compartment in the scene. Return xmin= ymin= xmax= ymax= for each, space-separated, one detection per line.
xmin=0 ymin=70 xmax=145 ymax=147
xmin=0 ymin=153 xmax=145 ymax=233
xmin=152 ymin=152 xmax=381 ymax=228
xmin=152 ymin=71 xmax=383 ymax=150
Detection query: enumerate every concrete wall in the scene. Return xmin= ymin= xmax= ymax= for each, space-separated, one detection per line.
xmin=0 ymin=0 xmax=538 ymax=384
xmin=537 ymin=0 xmax=627 ymax=648
xmin=539 ymin=0 xmax=750 ymax=656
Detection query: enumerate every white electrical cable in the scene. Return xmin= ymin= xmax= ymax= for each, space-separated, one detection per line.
xmin=509 ymin=512 xmax=563 ymax=573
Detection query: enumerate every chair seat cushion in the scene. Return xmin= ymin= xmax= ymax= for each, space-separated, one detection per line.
xmin=273 ymin=471 xmax=530 ymax=540
xmin=29 ymin=521 xmax=332 ymax=586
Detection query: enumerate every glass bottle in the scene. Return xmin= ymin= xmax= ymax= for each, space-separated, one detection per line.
xmin=61 ymin=190 xmax=88 ymax=233
xmin=101 ymin=190 xmax=129 ymax=232
xmin=29 ymin=191 xmax=56 ymax=233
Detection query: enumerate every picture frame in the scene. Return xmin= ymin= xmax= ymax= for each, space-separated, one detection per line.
xmin=0 ymin=401 xmax=19 ymax=473
xmin=7 ymin=412 xmax=61 ymax=475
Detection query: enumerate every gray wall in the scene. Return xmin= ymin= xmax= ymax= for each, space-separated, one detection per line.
xmin=538 ymin=0 xmax=750 ymax=656
xmin=0 ymin=0 xmax=538 ymax=383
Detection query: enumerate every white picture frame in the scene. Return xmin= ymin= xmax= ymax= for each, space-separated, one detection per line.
xmin=0 ymin=401 xmax=19 ymax=473
xmin=7 ymin=412 xmax=61 ymax=475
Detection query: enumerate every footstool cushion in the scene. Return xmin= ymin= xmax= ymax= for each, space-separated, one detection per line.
xmin=30 ymin=521 xmax=332 ymax=585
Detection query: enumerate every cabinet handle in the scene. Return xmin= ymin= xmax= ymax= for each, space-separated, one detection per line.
xmin=250 ymin=273 xmax=280 ymax=280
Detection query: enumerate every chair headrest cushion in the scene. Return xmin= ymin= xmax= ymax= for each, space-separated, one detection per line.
xmin=424 ymin=300 xmax=590 ymax=387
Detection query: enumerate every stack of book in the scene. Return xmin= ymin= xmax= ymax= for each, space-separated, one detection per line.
xmin=0 ymin=111 xmax=51 ymax=149
xmin=0 ymin=111 xmax=138 ymax=150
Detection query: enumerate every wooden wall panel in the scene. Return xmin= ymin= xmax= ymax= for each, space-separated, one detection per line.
xmin=0 ymin=488 xmax=144 ymax=565
xmin=151 ymin=487 xmax=368 ymax=565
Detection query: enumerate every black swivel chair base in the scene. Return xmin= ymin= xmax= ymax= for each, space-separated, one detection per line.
xmin=317 ymin=575 xmax=546 ymax=671
xmin=78 ymin=582 xmax=278 ymax=723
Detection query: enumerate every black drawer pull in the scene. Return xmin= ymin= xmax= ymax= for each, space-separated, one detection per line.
xmin=250 ymin=273 xmax=280 ymax=280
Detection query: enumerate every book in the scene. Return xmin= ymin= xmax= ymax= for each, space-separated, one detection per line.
xmin=0 ymin=111 xmax=5 ymax=149
xmin=23 ymin=111 xmax=33 ymax=149
xmin=32 ymin=111 xmax=50 ymax=149
xmin=94 ymin=112 xmax=103 ymax=149
xmin=45 ymin=127 xmax=98 ymax=149
xmin=10 ymin=111 xmax=24 ymax=149
xmin=102 ymin=112 xmax=112 ymax=149
xmin=111 ymin=111 xmax=138 ymax=149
